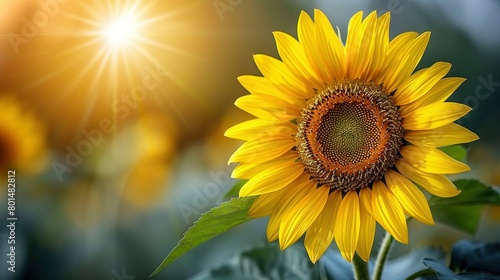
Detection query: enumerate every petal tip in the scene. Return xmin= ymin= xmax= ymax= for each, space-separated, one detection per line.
xmin=422 ymin=31 xmax=431 ymax=38
xmin=299 ymin=10 xmax=308 ymax=18
xmin=278 ymin=237 xmax=292 ymax=251
xmin=399 ymin=235 xmax=409 ymax=244
xmin=356 ymin=252 xmax=369 ymax=262
xmin=306 ymin=248 xmax=320 ymax=264
xmin=267 ymin=229 xmax=278 ymax=242
xmin=340 ymin=251 xmax=354 ymax=262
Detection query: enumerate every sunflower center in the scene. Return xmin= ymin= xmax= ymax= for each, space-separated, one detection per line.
xmin=317 ymin=102 xmax=380 ymax=165
xmin=296 ymin=80 xmax=404 ymax=192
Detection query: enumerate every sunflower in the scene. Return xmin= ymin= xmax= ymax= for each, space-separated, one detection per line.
xmin=225 ymin=10 xmax=479 ymax=263
xmin=0 ymin=95 xmax=46 ymax=173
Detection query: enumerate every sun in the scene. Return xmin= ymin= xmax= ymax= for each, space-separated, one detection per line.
xmin=103 ymin=13 xmax=139 ymax=48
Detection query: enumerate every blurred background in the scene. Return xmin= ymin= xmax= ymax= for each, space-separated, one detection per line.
xmin=0 ymin=0 xmax=499 ymax=279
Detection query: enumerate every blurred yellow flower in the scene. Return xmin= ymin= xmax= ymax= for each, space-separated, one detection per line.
xmin=226 ymin=10 xmax=478 ymax=263
xmin=0 ymin=95 xmax=46 ymax=173
xmin=121 ymin=114 xmax=177 ymax=208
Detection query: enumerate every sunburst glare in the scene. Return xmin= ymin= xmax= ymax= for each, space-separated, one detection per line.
xmin=102 ymin=13 xmax=139 ymax=48
xmin=1 ymin=1 xmax=220 ymax=145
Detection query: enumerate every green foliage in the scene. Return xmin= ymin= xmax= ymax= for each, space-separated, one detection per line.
xmin=422 ymin=240 xmax=500 ymax=279
xmin=149 ymin=197 xmax=256 ymax=277
xmin=429 ymin=179 xmax=500 ymax=234
xmin=190 ymin=243 xmax=322 ymax=280
xmin=440 ymin=145 xmax=468 ymax=162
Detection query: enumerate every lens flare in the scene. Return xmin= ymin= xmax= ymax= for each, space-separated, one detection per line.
xmin=103 ymin=14 xmax=138 ymax=47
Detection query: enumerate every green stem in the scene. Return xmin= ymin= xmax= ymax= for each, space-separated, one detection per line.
xmin=373 ymin=231 xmax=394 ymax=280
xmin=352 ymin=253 xmax=369 ymax=280
xmin=404 ymin=268 xmax=436 ymax=280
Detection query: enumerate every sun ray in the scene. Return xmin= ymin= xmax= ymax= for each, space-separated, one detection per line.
xmin=4 ymin=0 xmax=220 ymax=144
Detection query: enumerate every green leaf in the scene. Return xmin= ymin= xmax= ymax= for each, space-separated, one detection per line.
xmin=429 ymin=179 xmax=500 ymax=234
xmin=223 ymin=180 xmax=248 ymax=199
xmin=451 ymin=240 xmax=500 ymax=275
xmin=382 ymin=247 xmax=446 ymax=279
xmin=421 ymin=241 xmax=500 ymax=280
xmin=439 ymin=145 xmax=467 ymax=162
xmin=429 ymin=179 xmax=500 ymax=206
xmin=190 ymin=243 xmax=321 ymax=280
xmin=422 ymin=258 xmax=457 ymax=279
xmin=430 ymin=205 xmax=482 ymax=234
xmin=149 ymin=196 xmax=256 ymax=277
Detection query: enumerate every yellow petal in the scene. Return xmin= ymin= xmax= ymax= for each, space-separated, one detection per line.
xmin=384 ymin=170 xmax=434 ymax=225
xmin=394 ymin=62 xmax=451 ymax=106
xmin=273 ymin=31 xmax=323 ymax=88
xmin=314 ymin=9 xmax=346 ymax=82
xmin=253 ymin=54 xmax=310 ymax=98
xmin=248 ymin=187 xmax=288 ymax=218
xmin=345 ymin=10 xmax=364 ymax=54
xmin=380 ymin=32 xmax=430 ymax=93
xmin=304 ymin=190 xmax=342 ymax=263
xmin=395 ymin=158 xmax=461 ymax=197
xmin=297 ymin=11 xmax=328 ymax=83
xmin=385 ymin=32 xmax=418 ymax=59
xmin=225 ymin=119 xmax=295 ymax=141
xmin=334 ymin=191 xmax=360 ymax=262
xmin=356 ymin=191 xmax=376 ymax=262
xmin=364 ymin=12 xmax=390 ymax=82
xmin=400 ymin=145 xmax=470 ymax=174
xmin=371 ymin=180 xmax=408 ymax=244
xmin=267 ymin=178 xmax=316 ymax=241
xmin=402 ymin=102 xmax=472 ymax=130
xmin=279 ymin=186 xmax=329 ymax=250
xmin=374 ymin=31 xmax=417 ymax=85
xmin=237 ymin=75 xmax=271 ymax=94
xmin=387 ymin=31 xmax=419 ymax=53
xmin=239 ymin=161 xmax=304 ymax=197
xmin=234 ymin=94 xmax=302 ymax=121
xmin=346 ymin=11 xmax=378 ymax=80
xmin=232 ymin=151 xmax=298 ymax=179
xmin=297 ymin=10 xmax=315 ymax=45
xmin=404 ymin=123 xmax=479 ymax=147
xmin=359 ymin=187 xmax=373 ymax=216
xmin=237 ymin=75 xmax=305 ymax=102
xmin=228 ymin=133 xmax=295 ymax=164
xmin=400 ymin=77 xmax=466 ymax=117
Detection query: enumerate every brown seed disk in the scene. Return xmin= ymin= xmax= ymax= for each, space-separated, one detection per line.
xmin=296 ymin=80 xmax=404 ymax=192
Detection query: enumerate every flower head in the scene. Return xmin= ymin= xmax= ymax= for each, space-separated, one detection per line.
xmin=225 ymin=10 xmax=478 ymax=263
